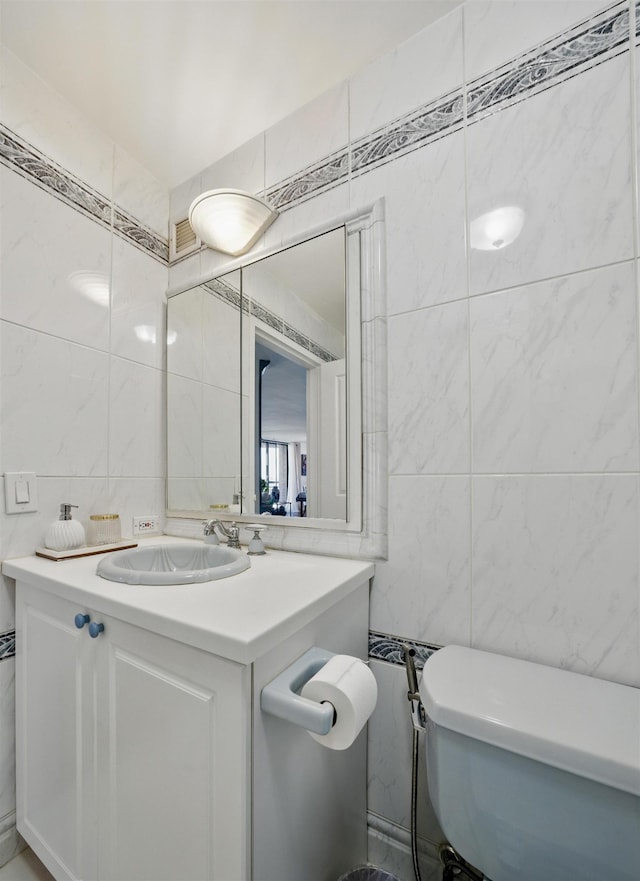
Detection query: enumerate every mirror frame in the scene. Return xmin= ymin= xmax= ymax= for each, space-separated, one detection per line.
xmin=165 ymin=199 xmax=387 ymax=561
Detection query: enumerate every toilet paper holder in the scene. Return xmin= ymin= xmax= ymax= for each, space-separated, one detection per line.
xmin=260 ymin=647 xmax=337 ymax=735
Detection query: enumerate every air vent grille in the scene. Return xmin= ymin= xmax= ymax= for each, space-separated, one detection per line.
xmin=170 ymin=217 xmax=200 ymax=260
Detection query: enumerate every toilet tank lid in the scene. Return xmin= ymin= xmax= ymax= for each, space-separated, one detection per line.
xmin=419 ymin=646 xmax=640 ymax=797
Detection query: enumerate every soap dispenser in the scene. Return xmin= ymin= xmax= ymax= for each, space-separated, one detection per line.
xmin=44 ymin=503 xmax=86 ymax=551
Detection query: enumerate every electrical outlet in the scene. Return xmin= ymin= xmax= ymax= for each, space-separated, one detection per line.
xmin=133 ymin=515 xmax=160 ymax=535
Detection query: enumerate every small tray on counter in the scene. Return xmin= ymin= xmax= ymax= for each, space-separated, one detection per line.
xmin=35 ymin=541 xmax=138 ymax=561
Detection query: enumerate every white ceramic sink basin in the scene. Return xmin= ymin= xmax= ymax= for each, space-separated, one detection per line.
xmin=96 ymin=542 xmax=250 ymax=585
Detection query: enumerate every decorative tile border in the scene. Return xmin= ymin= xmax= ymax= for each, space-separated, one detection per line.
xmin=0 ymin=123 xmax=169 ymax=265
xmin=351 ymin=89 xmax=464 ymax=179
xmin=0 ymin=631 xmax=16 ymax=662
xmin=368 ymin=631 xmax=440 ymax=670
xmin=467 ymin=1 xmax=630 ymax=124
xmin=266 ymin=146 xmax=350 ymax=211
xmin=1 ymin=1 xmax=629 ymax=255
xmin=263 ymin=0 xmax=629 ymax=212
xmin=202 ymin=277 xmax=339 ymax=363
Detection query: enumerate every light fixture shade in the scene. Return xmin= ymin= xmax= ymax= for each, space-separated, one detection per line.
xmin=188 ymin=189 xmax=279 ymax=257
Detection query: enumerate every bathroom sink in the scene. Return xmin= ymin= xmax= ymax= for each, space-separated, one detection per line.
xmin=96 ymin=542 xmax=250 ymax=585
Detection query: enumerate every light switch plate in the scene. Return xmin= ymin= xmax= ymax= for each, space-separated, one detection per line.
xmin=4 ymin=471 xmax=38 ymax=513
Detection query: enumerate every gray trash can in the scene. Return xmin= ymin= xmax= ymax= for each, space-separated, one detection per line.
xmin=338 ymin=867 xmax=402 ymax=881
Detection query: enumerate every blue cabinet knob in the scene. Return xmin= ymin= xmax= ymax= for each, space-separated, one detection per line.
xmin=74 ymin=613 xmax=90 ymax=629
xmin=88 ymin=622 xmax=105 ymax=639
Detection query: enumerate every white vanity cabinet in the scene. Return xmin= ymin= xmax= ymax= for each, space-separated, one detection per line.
xmin=6 ymin=540 xmax=374 ymax=881
xmin=16 ymin=583 xmax=249 ymax=881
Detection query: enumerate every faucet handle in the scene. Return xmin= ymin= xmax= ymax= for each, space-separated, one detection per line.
xmin=247 ymin=525 xmax=267 ymax=555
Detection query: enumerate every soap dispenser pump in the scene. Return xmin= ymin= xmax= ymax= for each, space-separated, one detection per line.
xmin=44 ymin=503 xmax=86 ymax=551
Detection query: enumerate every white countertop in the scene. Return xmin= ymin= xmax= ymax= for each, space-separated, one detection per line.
xmin=2 ymin=536 xmax=374 ymax=665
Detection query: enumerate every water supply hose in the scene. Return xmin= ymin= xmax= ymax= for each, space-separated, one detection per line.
xmin=401 ymin=644 xmax=424 ymax=881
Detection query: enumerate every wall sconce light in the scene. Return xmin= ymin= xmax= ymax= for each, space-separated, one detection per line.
xmin=188 ymin=189 xmax=279 ymax=257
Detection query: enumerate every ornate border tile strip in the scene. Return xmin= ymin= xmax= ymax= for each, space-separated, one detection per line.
xmin=0 ymin=631 xmax=16 ymax=662
xmin=0 ymin=124 xmax=169 ymax=265
xmin=261 ymin=0 xmax=628 ymax=213
xmin=351 ymin=89 xmax=463 ymax=179
xmin=467 ymin=2 xmax=629 ymax=124
xmin=369 ymin=631 xmax=440 ymax=670
xmin=202 ymin=278 xmax=339 ymax=362
xmin=265 ymin=146 xmax=350 ymax=211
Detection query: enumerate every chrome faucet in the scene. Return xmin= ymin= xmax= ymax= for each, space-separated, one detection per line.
xmin=203 ymin=519 xmax=241 ymax=549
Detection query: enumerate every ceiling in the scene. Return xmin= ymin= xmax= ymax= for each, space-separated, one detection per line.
xmin=0 ymin=0 xmax=460 ymax=189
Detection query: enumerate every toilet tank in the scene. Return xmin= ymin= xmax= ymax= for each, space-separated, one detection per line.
xmin=419 ymin=646 xmax=640 ymax=881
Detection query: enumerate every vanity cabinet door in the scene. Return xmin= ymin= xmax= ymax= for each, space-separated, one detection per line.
xmin=16 ymin=584 xmax=98 ymax=881
xmin=17 ymin=582 xmax=251 ymax=881
xmin=95 ymin=616 xmax=251 ymax=881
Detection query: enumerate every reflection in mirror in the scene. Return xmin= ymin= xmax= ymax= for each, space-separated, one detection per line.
xmin=167 ymin=269 xmax=243 ymax=513
xmin=241 ymin=228 xmax=347 ymax=520
xmin=166 ymin=200 xmax=386 ymax=558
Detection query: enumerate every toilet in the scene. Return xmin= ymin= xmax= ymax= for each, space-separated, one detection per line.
xmin=419 ymin=646 xmax=640 ymax=881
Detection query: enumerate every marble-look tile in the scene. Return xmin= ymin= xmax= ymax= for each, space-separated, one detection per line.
xmin=166 ymin=374 xmax=202 ymax=478
xmin=1 ymin=477 xmax=109 ymax=558
xmin=388 ymin=301 xmax=469 ymax=475
xmin=113 ymin=145 xmax=169 ymax=239
xmin=106 ymin=479 xmax=165 ymax=539
xmin=262 ymin=183 xmax=350 ymax=253
xmin=368 ymin=659 xmax=444 ymax=837
xmin=464 ymin=0 xmax=617 ymax=82
xmin=265 ymin=82 xmax=349 ymax=190
xmin=467 ymin=53 xmax=633 ymax=295
xmin=472 ymin=475 xmax=640 ymax=687
xmin=0 ymin=658 xmax=16 ymax=820
xmin=0 ymin=47 xmax=113 ymax=199
xmin=350 ymin=7 xmax=463 ymax=142
xmin=167 ymin=286 xmax=204 ymax=381
xmin=169 ymin=172 xmax=203 ymax=229
xmin=0 ymin=322 xmax=109 ymax=476
xmin=471 ymin=262 xmax=639 ymax=473
xmin=371 ymin=476 xmax=471 ymax=646
xmin=202 ymin=287 xmax=241 ymax=394
xmin=108 ymin=358 xmax=164 ymax=478
xmin=200 ymin=133 xmax=266 ymax=197
xmin=367 ymin=825 xmax=442 ymax=881
xmin=167 ymin=251 xmax=203 ymax=292
xmin=0 ymin=167 xmax=111 ymax=350
xmin=111 ymin=237 xmax=168 ymax=370
xmin=351 ymin=131 xmax=467 ymax=314
xmin=202 ymin=385 xmax=242 ymax=480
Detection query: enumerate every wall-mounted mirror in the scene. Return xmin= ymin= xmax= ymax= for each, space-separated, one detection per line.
xmin=166 ymin=201 xmax=387 ymax=559
xmin=241 ymin=228 xmax=352 ymax=521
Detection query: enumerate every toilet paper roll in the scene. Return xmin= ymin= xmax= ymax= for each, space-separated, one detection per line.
xmin=300 ymin=654 xmax=378 ymax=750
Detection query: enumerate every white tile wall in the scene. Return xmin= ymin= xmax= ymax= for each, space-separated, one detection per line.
xmin=3 ymin=0 xmax=640 ymax=875
xmin=470 ymin=263 xmax=639 ymax=473
xmin=350 ymin=7 xmax=463 ymax=141
xmin=167 ymin=2 xmax=640 ymax=872
xmin=388 ymin=300 xmax=469 ymax=475
xmin=472 ymin=474 xmax=640 ymax=685
xmin=0 ymin=44 xmax=168 ymax=868
xmin=463 ymin=0 xmax=612 ymax=81
xmin=467 ymin=52 xmax=634 ymax=295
